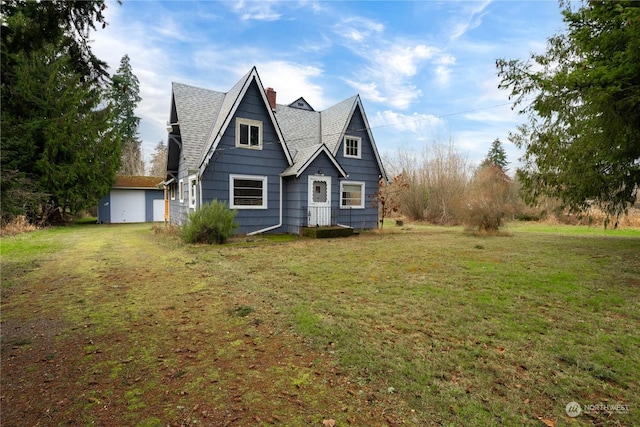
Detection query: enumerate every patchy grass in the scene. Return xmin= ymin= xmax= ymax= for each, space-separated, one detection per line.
xmin=1 ymin=223 xmax=638 ymax=426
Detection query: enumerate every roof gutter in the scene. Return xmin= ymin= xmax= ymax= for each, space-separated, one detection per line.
xmin=247 ymin=175 xmax=283 ymax=235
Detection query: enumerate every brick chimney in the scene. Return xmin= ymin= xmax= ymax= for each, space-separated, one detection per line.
xmin=266 ymin=87 xmax=276 ymax=110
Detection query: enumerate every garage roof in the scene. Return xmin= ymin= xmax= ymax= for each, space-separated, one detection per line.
xmin=113 ymin=176 xmax=163 ymax=190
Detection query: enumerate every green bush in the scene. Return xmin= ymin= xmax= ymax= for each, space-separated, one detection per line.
xmin=181 ymin=200 xmax=238 ymax=244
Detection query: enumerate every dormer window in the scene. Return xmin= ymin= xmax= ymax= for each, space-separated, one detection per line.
xmin=236 ymin=118 xmax=262 ymax=149
xmin=344 ymin=136 xmax=361 ymax=159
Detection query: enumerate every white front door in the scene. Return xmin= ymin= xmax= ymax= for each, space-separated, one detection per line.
xmin=308 ymin=176 xmax=331 ymax=226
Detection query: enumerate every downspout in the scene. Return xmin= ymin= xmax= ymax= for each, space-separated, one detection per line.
xmin=247 ymin=175 xmax=283 ymax=235
xmin=198 ymin=174 xmax=203 ymax=210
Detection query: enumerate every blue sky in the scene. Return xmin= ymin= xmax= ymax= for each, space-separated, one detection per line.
xmin=92 ymin=0 xmax=568 ymax=171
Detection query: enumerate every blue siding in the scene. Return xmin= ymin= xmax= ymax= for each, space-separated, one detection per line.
xmin=200 ymin=80 xmax=289 ymax=234
xmin=97 ymin=193 xmax=111 ymax=223
xmin=145 ymin=189 xmax=164 ymax=221
xmin=284 ymin=153 xmax=341 ymax=233
xmin=335 ymin=106 xmax=382 ymax=230
xmin=97 ymin=189 xmax=162 ymax=223
xmin=283 ymin=176 xmax=302 ymax=233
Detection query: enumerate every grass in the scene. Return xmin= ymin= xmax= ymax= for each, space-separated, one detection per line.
xmin=1 ymin=222 xmax=638 ymax=426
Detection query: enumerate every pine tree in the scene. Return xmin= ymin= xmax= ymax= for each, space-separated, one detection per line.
xmin=480 ymin=139 xmax=509 ymax=171
xmin=497 ymin=0 xmax=640 ymax=218
xmin=2 ymin=46 xmax=121 ymax=222
xmin=1 ymin=0 xmax=121 ymax=224
xmin=110 ymin=54 xmax=144 ymax=175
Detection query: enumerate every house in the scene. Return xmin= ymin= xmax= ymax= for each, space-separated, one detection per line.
xmin=98 ymin=176 xmax=164 ymax=223
xmin=164 ymin=67 xmax=387 ymax=235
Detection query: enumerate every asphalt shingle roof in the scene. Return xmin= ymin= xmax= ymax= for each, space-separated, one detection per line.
xmin=172 ymin=82 xmax=225 ymax=170
xmin=171 ymin=71 xmax=364 ymax=176
xmin=199 ymin=69 xmax=253 ymax=166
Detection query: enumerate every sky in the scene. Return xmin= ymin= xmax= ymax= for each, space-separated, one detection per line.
xmin=91 ymin=0 xmax=568 ymax=172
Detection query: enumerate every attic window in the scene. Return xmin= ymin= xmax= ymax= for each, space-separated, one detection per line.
xmin=236 ymin=118 xmax=262 ymax=149
xmin=344 ymin=136 xmax=361 ymax=159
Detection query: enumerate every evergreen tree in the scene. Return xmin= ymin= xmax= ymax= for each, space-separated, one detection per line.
xmin=497 ymin=0 xmax=640 ymax=219
xmin=110 ymin=54 xmax=144 ymax=175
xmin=1 ymin=0 xmax=121 ymax=223
xmin=3 ymin=46 xmax=121 ymax=222
xmin=480 ymin=139 xmax=509 ymax=171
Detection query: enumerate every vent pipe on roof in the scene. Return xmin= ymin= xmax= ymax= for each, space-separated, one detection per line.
xmin=266 ymin=87 xmax=276 ymax=110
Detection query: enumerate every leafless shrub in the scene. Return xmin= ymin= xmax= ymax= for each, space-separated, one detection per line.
xmin=460 ymin=165 xmax=517 ymax=232
xmin=386 ymin=141 xmax=472 ymax=223
xmin=0 ymin=215 xmax=37 ymax=236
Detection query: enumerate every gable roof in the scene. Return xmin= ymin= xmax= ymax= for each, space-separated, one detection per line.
xmin=170 ymin=67 xmax=387 ymax=180
xmin=199 ymin=67 xmax=292 ymax=171
xmin=288 ymin=97 xmax=315 ymax=111
xmin=171 ymin=83 xmax=225 ymax=171
xmin=320 ymin=95 xmax=358 ymax=155
xmin=281 ymin=144 xmax=347 ymax=178
xmin=113 ymin=176 xmax=163 ymax=189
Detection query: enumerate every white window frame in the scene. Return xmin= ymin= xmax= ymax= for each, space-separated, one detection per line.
xmin=229 ymin=174 xmax=268 ymax=209
xmin=340 ymin=181 xmax=365 ymax=209
xmin=236 ymin=118 xmax=263 ymax=149
xmin=179 ymin=179 xmax=184 ymax=203
xmin=170 ymin=182 xmax=176 ymax=201
xmin=343 ymin=136 xmax=361 ymax=159
xmin=189 ymin=175 xmax=197 ymax=209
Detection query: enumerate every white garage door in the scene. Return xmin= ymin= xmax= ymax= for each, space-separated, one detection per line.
xmin=152 ymin=199 xmax=165 ymax=222
xmin=110 ymin=190 xmax=146 ymax=223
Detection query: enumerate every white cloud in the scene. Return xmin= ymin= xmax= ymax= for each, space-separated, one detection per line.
xmin=371 ymin=110 xmax=445 ymax=142
xmin=344 ymin=80 xmax=385 ymax=104
xmin=450 ymin=0 xmax=492 ymax=39
xmin=433 ymin=53 xmax=456 ymax=86
xmin=340 ymin=39 xmax=441 ymax=109
xmin=334 ymin=16 xmax=385 ymax=42
xmin=333 ymin=15 xmax=453 ymax=109
xmin=254 ymin=61 xmax=325 ymax=107
xmin=229 ymin=0 xmax=282 ymax=21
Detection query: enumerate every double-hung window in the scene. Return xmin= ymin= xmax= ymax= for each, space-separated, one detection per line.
xmin=189 ymin=175 xmax=197 ymax=209
xmin=230 ymin=175 xmax=267 ymax=209
xmin=236 ymin=118 xmax=262 ymax=149
xmin=340 ymin=181 xmax=365 ymax=209
xmin=344 ymin=136 xmax=361 ymax=159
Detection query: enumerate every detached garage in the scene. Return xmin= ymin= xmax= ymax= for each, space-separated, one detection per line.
xmin=98 ymin=176 xmax=164 ymax=223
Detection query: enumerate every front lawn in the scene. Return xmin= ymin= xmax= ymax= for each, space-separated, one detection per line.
xmin=1 ymin=223 xmax=638 ymax=426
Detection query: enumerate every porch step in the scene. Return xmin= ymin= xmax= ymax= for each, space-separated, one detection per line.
xmin=301 ymin=226 xmax=354 ymax=239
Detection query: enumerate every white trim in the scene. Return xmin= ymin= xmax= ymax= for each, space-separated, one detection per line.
xmin=308 ymin=175 xmax=332 ymax=207
xmin=230 ymin=174 xmax=268 ymax=209
xmin=344 ymin=136 xmax=361 ymax=159
xmin=200 ymin=69 xmax=293 ymax=174
xmin=340 ymin=181 xmax=365 ymax=209
xmin=188 ymin=175 xmax=197 ymax=209
xmin=178 ymin=178 xmax=184 ymax=203
xmin=283 ymin=144 xmax=348 ymax=178
xmin=170 ymin=182 xmax=176 ymax=201
xmin=235 ymin=117 xmax=263 ymax=149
